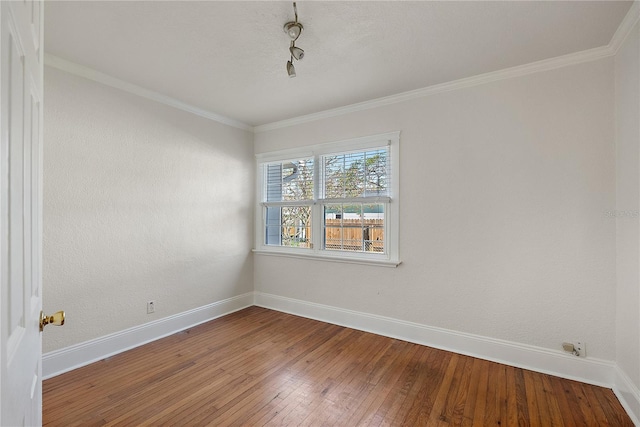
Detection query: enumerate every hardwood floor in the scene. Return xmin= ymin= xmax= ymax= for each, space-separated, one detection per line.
xmin=43 ymin=307 xmax=633 ymax=426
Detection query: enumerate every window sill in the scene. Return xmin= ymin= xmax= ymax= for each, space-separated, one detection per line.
xmin=252 ymin=249 xmax=401 ymax=268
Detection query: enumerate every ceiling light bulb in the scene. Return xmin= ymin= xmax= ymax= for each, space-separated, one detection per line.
xmin=287 ymin=60 xmax=296 ymax=78
xmin=290 ymin=45 xmax=304 ymax=60
xmin=283 ymin=22 xmax=303 ymax=41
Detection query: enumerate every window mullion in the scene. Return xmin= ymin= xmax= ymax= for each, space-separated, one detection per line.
xmin=312 ymin=154 xmax=322 ymax=252
xmin=361 ymin=204 xmax=365 ymax=252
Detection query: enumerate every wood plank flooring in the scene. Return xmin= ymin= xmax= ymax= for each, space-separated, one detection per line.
xmin=43 ymin=306 xmax=634 ymax=426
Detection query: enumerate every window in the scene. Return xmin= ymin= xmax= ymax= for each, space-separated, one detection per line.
xmin=255 ymin=132 xmax=400 ymax=266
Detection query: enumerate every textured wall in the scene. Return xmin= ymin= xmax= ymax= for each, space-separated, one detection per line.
xmin=43 ymin=67 xmax=254 ymax=352
xmin=615 ymin=20 xmax=640 ymax=390
xmin=254 ymin=58 xmax=617 ymax=360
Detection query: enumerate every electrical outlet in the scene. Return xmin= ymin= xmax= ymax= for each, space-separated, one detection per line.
xmin=147 ymin=301 xmax=155 ymax=314
xmin=562 ymin=341 xmax=586 ymax=357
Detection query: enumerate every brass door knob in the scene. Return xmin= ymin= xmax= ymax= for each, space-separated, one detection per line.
xmin=40 ymin=310 xmax=65 ymax=332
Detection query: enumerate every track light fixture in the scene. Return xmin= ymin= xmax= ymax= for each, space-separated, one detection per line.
xmin=284 ymin=2 xmax=304 ymax=77
xmin=287 ymin=57 xmax=296 ymax=78
xmin=290 ymin=43 xmax=304 ymax=60
xmin=284 ymin=22 xmax=303 ymax=41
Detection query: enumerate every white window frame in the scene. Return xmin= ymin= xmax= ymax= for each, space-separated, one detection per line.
xmin=254 ymin=131 xmax=400 ymax=267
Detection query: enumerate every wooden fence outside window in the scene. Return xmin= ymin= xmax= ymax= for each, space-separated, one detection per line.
xmin=283 ymin=219 xmax=384 ymax=252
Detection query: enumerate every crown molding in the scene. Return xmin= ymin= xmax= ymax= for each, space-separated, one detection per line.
xmin=610 ymin=0 xmax=640 ymax=54
xmin=254 ymin=45 xmax=614 ymax=133
xmin=256 ymin=2 xmax=640 ymax=133
xmin=46 ymin=1 xmax=639 ymax=135
xmin=44 ymin=54 xmax=253 ymax=132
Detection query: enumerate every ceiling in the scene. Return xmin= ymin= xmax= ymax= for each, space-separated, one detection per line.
xmin=44 ymin=1 xmax=633 ymax=128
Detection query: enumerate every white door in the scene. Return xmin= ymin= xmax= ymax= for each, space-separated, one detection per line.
xmin=0 ymin=0 xmax=44 ymax=425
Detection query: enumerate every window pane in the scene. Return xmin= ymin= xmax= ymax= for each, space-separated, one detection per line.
xmin=323 ymin=148 xmax=388 ymax=199
xmin=323 ymin=204 xmax=384 ymax=253
xmin=364 ymin=150 xmax=388 ymax=196
xmin=265 ymin=206 xmax=312 ymax=248
xmin=266 ymin=159 xmax=314 ymax=202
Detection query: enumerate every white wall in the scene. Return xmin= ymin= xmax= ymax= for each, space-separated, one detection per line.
xmin=615 ymin=18 xmax=640 ymax=410
xmin=43 ymin=67 xmax=254 ymax=352
xmin=254 ymin=58 xmax=617 ymax=360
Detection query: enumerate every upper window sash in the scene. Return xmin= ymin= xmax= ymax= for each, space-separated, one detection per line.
xmin=263 ymin=158 xmax=314 ymax=202
xmin=320 ymin=146 xmax=390 ymax=201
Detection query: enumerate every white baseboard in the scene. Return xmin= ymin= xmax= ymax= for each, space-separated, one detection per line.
xmin=42 ymin=292 xmax=254 ymax=379
xmin=254 ymin=292 xmax=615 ymax=388
xmin=43 ymin=290 xmax=639 ymax=425
xmin=614 ymin=365 xmax=640 ymax=426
